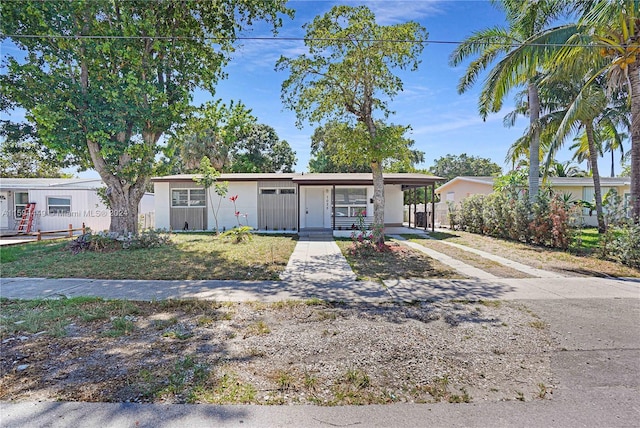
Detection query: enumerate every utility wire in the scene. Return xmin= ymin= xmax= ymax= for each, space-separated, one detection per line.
xmin=0 ymin=33 xmax=620 ymax=49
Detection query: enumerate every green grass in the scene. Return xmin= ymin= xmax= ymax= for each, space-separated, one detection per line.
xmin=0 ymin=297 xmax=138 ymax=337
xmin=0 ymin=233 xmax=297 ymax=280
xmin=572 ymin=228 xmax=601 ymax=252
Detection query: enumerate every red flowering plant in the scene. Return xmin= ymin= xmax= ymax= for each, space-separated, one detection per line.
xmin=220 ymin=195 xmax=253 ymax=243
xmin=229 ymin=195 xmax=241 ymax=227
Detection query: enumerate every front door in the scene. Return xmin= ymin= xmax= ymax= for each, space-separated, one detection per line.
xmin=0 ymin=192 xmax=8 ymax=229
xmin=305 ymin=187 xmax=324 ymax=228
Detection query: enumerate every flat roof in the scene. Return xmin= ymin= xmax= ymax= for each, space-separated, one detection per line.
xmin=152 ymin=172 xmax=442 ymax=187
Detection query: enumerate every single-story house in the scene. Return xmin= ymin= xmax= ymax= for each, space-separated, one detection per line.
xmin=151 ymin=173 xmax=441 ymax=233
xmin=434 ymin=176 xmax=632 ymax=227
xmin=0 ymin=178 xmax=155 ymax=234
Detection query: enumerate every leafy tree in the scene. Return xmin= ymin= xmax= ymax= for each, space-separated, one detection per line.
xmin=429 ymin=153 xmax=502 ymax=182
xmin=449 ymin=0 xmax=568 ymax=201
xmin=231 ymin=124 xmax=296 ymax=173
xmin=277 ymin=5 xmax=427 ymax=243
xmin=308 ymin=123 xmax=370 ymax=173
xmin=309 ymin=121 xmax=424 ymax=173
xmin=0 ymin=122 xmax=72 ymax=178
xmin=168 ymin=100 xmax=257 ymax=173
xmin=0 ymin=0 xmax=290 ymax=233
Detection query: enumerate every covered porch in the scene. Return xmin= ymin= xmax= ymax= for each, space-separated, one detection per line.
xmin=293 ymin=173 xmax=441 ymax=235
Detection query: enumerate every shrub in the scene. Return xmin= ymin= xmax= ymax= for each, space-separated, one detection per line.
xmin=68 ymin=229 xmax=172 ymax=254
xmin=454 ymin=188 xmax=576 ymax=250
xmin=601 ymin=221 xmax=640 ymax=268
xmin=349 ymin=212 xmax=386 ymax=256
xmin=220 ymin=226 xmax=253 ymax=243
xmin=459 ymin=194 xmax=484 ymax=234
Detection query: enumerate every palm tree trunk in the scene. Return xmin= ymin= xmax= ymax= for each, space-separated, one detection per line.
xmin=528 ymin=82 xmax=541 ymax=202
xmin=611 ymin=149 xmax=615 ymax=177
xmin=628 ymin=60 xmax=640 ymax=222
xmin=586 ymin=121 xmax=606 ymax=233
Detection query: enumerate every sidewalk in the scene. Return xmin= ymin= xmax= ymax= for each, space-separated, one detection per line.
xmin=1 ymin=237 xmax=639 ymax=427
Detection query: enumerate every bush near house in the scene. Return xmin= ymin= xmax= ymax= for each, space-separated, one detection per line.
xmin=449 ymin=190 xmax=580 ymax=250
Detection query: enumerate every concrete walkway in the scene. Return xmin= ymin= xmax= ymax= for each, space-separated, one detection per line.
xmin=389 ymin=235 xmax=499 ymax=280
xmin=2 ymin=276 xmax=638 ymax=303
xmin=279 ymin=236 xmax=356 ymax=282
xmin=428 ymin=237 xmax=569 ymax=278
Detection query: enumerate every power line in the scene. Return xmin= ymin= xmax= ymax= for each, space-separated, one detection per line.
xmin=0 ymin=33 xmax=616 ymax=49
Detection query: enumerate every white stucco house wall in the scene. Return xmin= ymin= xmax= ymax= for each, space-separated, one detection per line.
xmin=0 ymin=178 xmax=154 ymax=234
xmin=151 ymin=173 xmax=441 ymax=233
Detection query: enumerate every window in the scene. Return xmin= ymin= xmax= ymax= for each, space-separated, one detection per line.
xmin=260 ymin=188 xmax=296 ymax=195
xmin=446 ymin=192 xmax=455 ymax=202
xmin=47 ymin=196 xmax=71 ymax=215
xmin=334 ymin=188 xmax=367 ymax=217
xmin=15 ymin=192 xmax=29 ymax=217
xmin=172 ymin=189 xmax=205 ymax=207
xmin=335 ymin=188 xmax=367 ymax=204
xmin=189 ymin=189 xmax=205 ymax=206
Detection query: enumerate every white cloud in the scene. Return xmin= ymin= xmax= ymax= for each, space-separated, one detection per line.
xmin=412 ymin=112 xmax=502 ymax=135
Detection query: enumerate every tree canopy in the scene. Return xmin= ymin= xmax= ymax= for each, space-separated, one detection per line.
xmin=308 ymin=121 xmax=424 ymax=173
xmin=0 ymin=0 xmax=290 ymax=233
xmin=429 ymin=153 xmax=502 ymax=183
xmin=231 ymin=124 xmax=296 ymax=173
xmin=277 ymin=5 xmax=427 ymax=242
xmin=0 ymin=122 xmax=72 ymax=178
xmin=167 ymin=102 xmax=297 ymax=174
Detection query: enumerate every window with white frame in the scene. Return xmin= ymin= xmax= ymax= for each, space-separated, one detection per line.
xmin=15 ymin=192 xmax=29 ymax=217
xmin=260 ymin=188 xmax=296 ymax=195
xmin=47 ymin=196 xmax=71 ymax=214
xmin=334 ymin=188 xmax=367 ymax=217
xmin=171 ymin=189 xmax=205 ymax=207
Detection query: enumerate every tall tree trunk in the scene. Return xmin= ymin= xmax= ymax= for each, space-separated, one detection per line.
xmin=628 ymin=61 xmax=640 ymax=222
xmin=528 ymin=82 xmax=541 ymax=202
xmin=586 ymin=121 xmax=606 ymax=233
xmin=363 ymin=114 xmax=385 ymax=245
xmin=86 ymin=139 xmax=147 ymax=234
xmin=611 ymin=149 xmax=615 ymax=178
xmin=370 ymin=159 xmax=385 ymax=245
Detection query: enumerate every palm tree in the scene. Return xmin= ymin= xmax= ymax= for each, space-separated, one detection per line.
xmin=550 ymin=0 xmax=640 ymax=220
xmin=543 ymin=76 xmax=616 ymax=232
xmin=544 ymin=160 xmax=587 ymax=177
xmin=450 ymin=0 xmax=569 ymax=202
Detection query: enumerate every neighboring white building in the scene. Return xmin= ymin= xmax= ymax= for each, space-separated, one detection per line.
xmin=151 ymin=173 xmax=441 ymax=233
xmin=0 ymin=178 xmax=154 ymax=234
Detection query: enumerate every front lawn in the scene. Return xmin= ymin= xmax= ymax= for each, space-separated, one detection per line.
xmin=0 ymin=233 xmax=297 ymax=280
xmin=335 ymin=238 xmax=461 ymax=282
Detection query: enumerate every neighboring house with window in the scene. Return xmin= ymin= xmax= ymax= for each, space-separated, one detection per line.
xmin=433 ymin=176 xmax=632 ymax=227
xmin=151 ymin=173 xmax=441 ymax=233
xmin=0 ymin=178 xmax=154 ymax=234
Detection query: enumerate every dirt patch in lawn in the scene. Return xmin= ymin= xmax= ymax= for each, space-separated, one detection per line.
xmin=432 ymin=230 xmax=640 ymax=278
xmin=335 ymin=240 xmax=463 ymax=281
xmin=407 ymin=239 xmax=533 ymax=278
xmin=1 ymin=298 xmax=554 ymax=405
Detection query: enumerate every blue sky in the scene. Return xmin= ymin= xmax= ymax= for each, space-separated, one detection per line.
xmin=213 ymin=0 xmax=529 ymax=173
xmin=1 ymin=0 xmax=620 ymax=177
